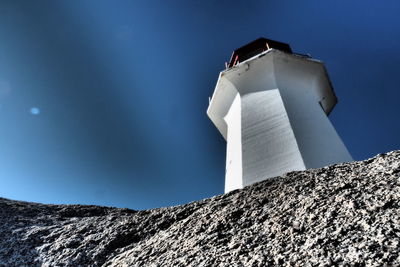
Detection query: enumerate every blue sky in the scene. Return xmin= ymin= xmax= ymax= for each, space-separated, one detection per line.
xmin=0 ymin=0 xmax=399 ymax=210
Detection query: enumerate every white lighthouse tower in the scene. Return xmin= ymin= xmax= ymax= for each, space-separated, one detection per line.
xmin=207 ymin=38 xmax=353 ymax=193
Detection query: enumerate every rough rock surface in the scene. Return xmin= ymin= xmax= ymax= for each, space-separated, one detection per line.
xmin=1 ymin=151 xmax=400 ymax=266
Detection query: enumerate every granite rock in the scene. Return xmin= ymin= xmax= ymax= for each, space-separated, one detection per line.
xmin=1 ymin=151 xmax=400 ymax=266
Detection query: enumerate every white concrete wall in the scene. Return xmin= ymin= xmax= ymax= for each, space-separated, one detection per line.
xmin=241 ymin=90 xmax=306 ymax=187
xmin=224 ymin=94 xmax=243 ymax=192
xmin=278 ymin=84 xmax=353 ymax=169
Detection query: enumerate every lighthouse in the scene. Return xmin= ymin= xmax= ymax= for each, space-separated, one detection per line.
xmin=207 ymin=38 xmax=353 ymax=193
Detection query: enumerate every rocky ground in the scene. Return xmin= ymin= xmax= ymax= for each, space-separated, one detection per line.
xmin=1 ymin=151 xmax=400 ymax=266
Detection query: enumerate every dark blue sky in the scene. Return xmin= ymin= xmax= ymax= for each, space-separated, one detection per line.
xmin=0 ymin=1 xmax=399 ymax=210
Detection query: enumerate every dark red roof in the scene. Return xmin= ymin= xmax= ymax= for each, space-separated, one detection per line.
xmin=227 ymin=38 xmax=292 ymax=68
